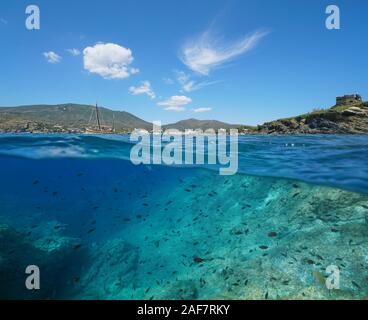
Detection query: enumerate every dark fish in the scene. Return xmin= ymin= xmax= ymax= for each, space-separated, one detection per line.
xmin=74 ymin=244 xmax=82 ymax=250
xmin=259 ymin=245 xmax=269 ymax=250
xmin=73 ymin=277 xmax=80 ymax=283
xmin=268 ymin=231 xmax=277 ymax=237
xmin=193 ymin=257 xmax=204 ymax=263
xmin=33 ymin=180 xmax=39 ymax=185
xmin=87 ymin=228 xmax=95 ymax=234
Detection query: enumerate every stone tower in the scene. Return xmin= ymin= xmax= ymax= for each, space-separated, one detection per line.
xmin=336 ymin=94 xmax=362 ymax=106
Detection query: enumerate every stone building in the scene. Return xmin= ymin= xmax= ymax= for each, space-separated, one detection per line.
xmin=336 ymin=94 xmax=362 ymax=106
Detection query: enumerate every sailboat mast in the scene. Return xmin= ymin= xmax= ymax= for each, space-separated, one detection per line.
xmin=95 ymin=103 xmax=101 ymax=131
xmin=112 ymin=113 xmax=115 ymax=133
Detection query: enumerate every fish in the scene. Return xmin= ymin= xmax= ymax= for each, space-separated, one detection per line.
xmin=73 ymin=277 xmax=80 ymax=283
xmin=352 ymin=281 xmax=361 ymax=289
xmin=193 ymin=257 xmax=204 ymax=263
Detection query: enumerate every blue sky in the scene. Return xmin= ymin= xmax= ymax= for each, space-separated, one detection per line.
xmin=0 ymin=0 xmax=367 ymax=125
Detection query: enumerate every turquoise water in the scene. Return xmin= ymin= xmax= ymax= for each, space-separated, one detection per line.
xmin=0 ymin=134 xmax=368 ymax=299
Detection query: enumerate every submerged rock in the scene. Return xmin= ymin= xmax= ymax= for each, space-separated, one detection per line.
xmin=0 ymin=223 xmax=82 ymax=299
xmin=73 ymin=238 xmax=139 ymax=299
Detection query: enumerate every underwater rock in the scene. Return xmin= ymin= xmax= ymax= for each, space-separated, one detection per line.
xmin=0 ymin=222 xmax=82 ymax=299
xmin=74 ymin=238 xmax=139 ymax=299
xmin=161 ymin=280 xmax=198 ymax=299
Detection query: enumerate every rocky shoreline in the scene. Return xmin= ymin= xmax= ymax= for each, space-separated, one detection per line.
xmin=256 ymin=102 xmax=368 ymax=134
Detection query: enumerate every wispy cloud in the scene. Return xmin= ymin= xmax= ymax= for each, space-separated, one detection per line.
xmin=43 ymin=51 xmax=62 ymax=64
xmin=157 ymin=95 xmax=192 ymax=112
xmin=67 ymin=48 xmax=81 ymax=56
xmin=0 ymin=18 xmax=8 ymax=25
xmin=129 ymin=81 xmax=156 ymax=99
xmin=193 ymin=107 xmax=212 ymax=113
xmin=175 ymin=70 xmax=218 ymax=92
xmin=83 ymin=43 xmax=139 ymax=79
xmin=180 ymin=29 xmax=268 ymax=75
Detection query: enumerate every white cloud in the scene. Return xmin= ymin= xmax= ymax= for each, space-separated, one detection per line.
xmin=83 ymin=42 xmax=139 ymax=79
xmin=175 ymin=70 xmax=217 ymax=93
xmin=180 ymin=29 xmax=268 ymax=75
xmin=193 ymin=107 xmax=212 ymax=113
xmin=43 ymin=51 xmax=62 ymax=64
xmin=129 ymin=81 xmax=156 ymax=99
xmin=67 ymin=48 xmax=81 ymax=56
xmin=157 ymin=95 xmax=192 ymax=112
xmin=0 ymin=18 xmax=8 ymax=24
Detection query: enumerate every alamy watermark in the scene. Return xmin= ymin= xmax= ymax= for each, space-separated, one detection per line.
xmin=25 ymin=265 xmax=40 ymax=290
xmin=326 ymin=5 xmax=340 ymax=30
xmin=130 ymin=122 xmax=238 ymax=175
xmin=25 ymin=5 xmax=40 ymax=30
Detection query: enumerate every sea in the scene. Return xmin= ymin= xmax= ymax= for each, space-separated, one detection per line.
xmin=0 ymin=133 xmax=367 ymax=299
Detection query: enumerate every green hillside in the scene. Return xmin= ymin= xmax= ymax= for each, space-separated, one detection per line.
xmin=0 ymin=104 xmax=152 ymax=133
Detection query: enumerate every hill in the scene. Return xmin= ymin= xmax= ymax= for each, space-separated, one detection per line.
xmin=163 ymin=118 xmax=242 ymax=131
xmin=257 ymin=95 xmax=368 ymax=134
xmin=0 ymin=104 xmax=152 ymax=133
